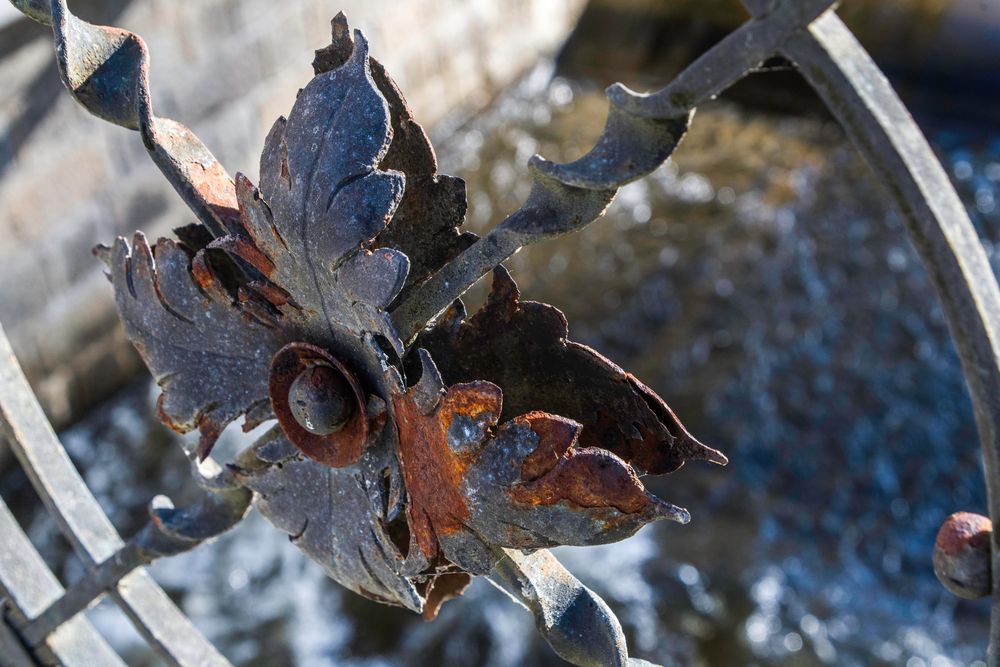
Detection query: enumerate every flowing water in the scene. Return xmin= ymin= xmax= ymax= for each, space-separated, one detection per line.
xmin=4 ymin=62 xmax=1000 ymax=666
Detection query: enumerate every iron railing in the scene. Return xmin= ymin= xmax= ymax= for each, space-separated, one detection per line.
xmin=2 ymin=0 xmax=999 ymax=665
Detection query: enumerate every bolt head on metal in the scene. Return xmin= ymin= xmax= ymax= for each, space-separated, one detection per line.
xmin=933 ymin=511 xmax=992 ymax=600
xmin=289 ymin=365 xmax=355 ymax=435
xmin=269 ymin=342 xmax=370 ymax=468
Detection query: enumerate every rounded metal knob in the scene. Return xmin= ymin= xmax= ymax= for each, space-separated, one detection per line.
xmin=288 ymin=364 xmax=356 ymax=435
xmin=933 ymin=511 xmax=992 ymax=600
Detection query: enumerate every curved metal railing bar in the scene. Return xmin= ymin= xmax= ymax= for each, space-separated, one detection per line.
xmin=0 ymin=322 xmax=232 ymax=667
xmin=0 ymin=497 xmax=125 ymax=667
xmin=776 ymin=11 xmax=1000 ymax=658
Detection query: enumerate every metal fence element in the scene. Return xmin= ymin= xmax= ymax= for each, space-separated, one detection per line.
xmin=2 ymin=1 xmax=999 ymax=666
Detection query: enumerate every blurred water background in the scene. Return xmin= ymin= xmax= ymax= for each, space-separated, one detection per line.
xmin=3 ymin=1 xmax=1000 ymax=665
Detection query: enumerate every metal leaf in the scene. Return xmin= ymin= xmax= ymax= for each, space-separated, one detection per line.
xmin=105 ymin=234 xmax=289 ymax=457
xmin=391 ymin=350 xmax=692 ymax=575
xmin=231 ymin=428 xmax=427 ymax=612
xmin=417 ymin=266 xmax=728 ymax=474
xmin=225 ymin=30 xmax=410 ymax=361
xmin=311 ymin=13 xmax=477 ymax=305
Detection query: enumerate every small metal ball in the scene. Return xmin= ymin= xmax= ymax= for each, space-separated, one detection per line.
xmin=933 ymin=511 xmax=992 ymax=600
xmin=288 ymin=364 xmax=355 ymax=435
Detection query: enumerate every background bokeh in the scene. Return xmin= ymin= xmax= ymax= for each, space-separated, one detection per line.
xmin=2 ymin=1 xmax=1000 ymax=665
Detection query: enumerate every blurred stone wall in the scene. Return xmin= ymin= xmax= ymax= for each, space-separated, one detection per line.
xmin=0 ymin=0 xmax=584 ymax=426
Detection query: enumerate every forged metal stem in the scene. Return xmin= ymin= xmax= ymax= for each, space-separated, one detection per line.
xmin=488 ymin=548 xmax=636 ymax=667
xmin=390 ymin=0 xmax=839 ymax=342
xmin=10 ymin=0 xmax=239 ymax=237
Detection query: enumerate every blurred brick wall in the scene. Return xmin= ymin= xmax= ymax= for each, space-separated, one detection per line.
xmin=0 ymin=0 xmax=584 ymax=426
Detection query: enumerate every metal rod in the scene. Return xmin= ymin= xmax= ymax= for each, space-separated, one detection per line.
xmin=0 ymin=322 xmax=234 ymax=667
xmin=0 ymin=496 xmax=125 ymax=666
xmin=0 ymin=608 xmax=36 ymax=667
xmin=19 ymin=544 xmax=148 ymax=647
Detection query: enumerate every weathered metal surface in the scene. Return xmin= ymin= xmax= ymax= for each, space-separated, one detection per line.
xmin=0 ymin=321 xmax=232 ymax=667
xmin=418 ymin=266 xmax=727 ymax=474
xmin=388 ymin=0 xmax=841 ymax=343
xmin=7 ymin=0 xmax=1000 ymax=664
xmin=934 ymin=512 xmax=993 ymax=600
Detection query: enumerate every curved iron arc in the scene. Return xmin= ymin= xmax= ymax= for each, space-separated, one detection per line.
xmin=772 ymin=10 xmax=1000 ymax=661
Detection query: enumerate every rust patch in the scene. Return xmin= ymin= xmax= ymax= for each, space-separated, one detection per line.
xmin=210 ymin=235 xmax=276 ymax=277
xmin=519 ymin=412 xmax=582 ymax=482
xmin=392 ymin=381 xmax=502 ymax=559
xmin=511 ymin=446 xmax=654 ymax=515
xmin=936 ymin=511 xmax=992 ymax=556
xmin=186 ymin=156 xmax=240 ymax=233
xmin=934 ymin=511 xmax=993 ymax=599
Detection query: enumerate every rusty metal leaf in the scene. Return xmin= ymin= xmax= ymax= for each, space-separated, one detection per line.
xmin=312 ymin=14 xmax=477 ymax=305
xmin=391 ymin=349 xmax=694 ymax=575
xmin=104 ymin=234 xmax=289 ymax=457
xmin=417 ymin=266 xmax=728 ymax=475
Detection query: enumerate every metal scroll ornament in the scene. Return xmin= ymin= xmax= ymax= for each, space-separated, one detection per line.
xmin=84 ymin=11 xmax=725 ymax=666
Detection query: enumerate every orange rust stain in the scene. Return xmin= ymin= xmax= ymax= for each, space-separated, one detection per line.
xmin=518 ymin=412 xmax=581 ymax=481
xmin=188 ymin=158 xmax=240 ymax=225
xmin=190 ymin=252 xmax=218 ymax=291
xmin=215 ymin=236 xmax=276 ymax=277
xmin=420 ymin=572 xmax=473 ymax=621
xmin=936 ymin=512 xmax=993 ymax=556
xmin=511 ymin=412 xmax=652 ymax=515
xmin=392 ymin=381 xmax=501 ymax=559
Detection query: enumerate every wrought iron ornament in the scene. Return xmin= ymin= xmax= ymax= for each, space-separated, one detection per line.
xmin=91 ymin=10 xmax=723 ymax=666
xmin=8 ymin=0 xmax=1000 ymax=664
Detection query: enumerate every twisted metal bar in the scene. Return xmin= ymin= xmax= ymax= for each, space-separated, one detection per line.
xmin=11 ymin=0 xmax=239 ymax=238
xmin=389 ymin=0 xmax=839 ymax=341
